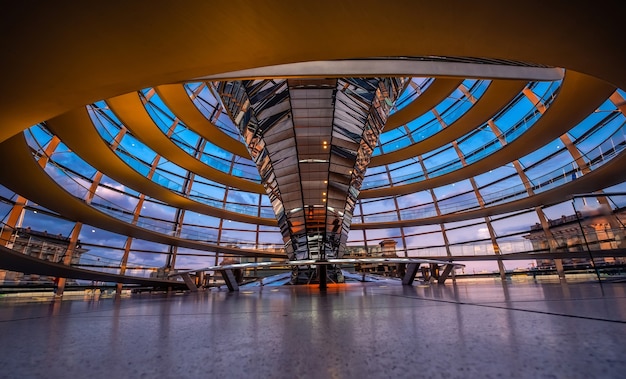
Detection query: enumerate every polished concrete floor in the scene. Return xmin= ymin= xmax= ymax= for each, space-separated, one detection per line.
xmin=1 ymin=278 xmax=625 ymax=378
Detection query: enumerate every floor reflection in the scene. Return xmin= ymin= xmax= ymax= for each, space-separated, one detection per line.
xmin=0 ymin=279 xmax=625 ymax=378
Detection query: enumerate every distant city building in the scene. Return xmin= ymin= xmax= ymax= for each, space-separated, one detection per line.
xmin=344 ymin=240 xmax=398 ymax=258
xmin=0 ymin=228 xmax=88 ymax=285
xmin=525 ymin=208 xmax=626 ymax=269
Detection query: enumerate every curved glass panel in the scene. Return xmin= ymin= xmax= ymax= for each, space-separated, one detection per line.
xmin=184 ymin=82 xmax=243 ymax=141
xmin=24 ymin=124 xmax=277 ymax=245
xmin=363 ymin=80 xmax=562 ymax=189
xmin=376 ymin=79 xmax=490 ymax=155
xmin=6 ymin=73 xmax=626 ymax=277
xmin=356 ymin=90 xmax=626 ymax=228
xmin=390 ymin=77 xmax=433 ymax=113
xmin=86 ymin=104 xmax=274 ymax=217
xmin=140 ymin=90 xmax=260 ymax=182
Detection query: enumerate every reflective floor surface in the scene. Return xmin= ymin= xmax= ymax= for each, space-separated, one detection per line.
xmin=1 ymin=278 xmax=625 ymax=378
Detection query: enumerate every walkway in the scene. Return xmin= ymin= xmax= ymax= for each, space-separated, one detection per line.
xmin=0 ymin=245 xmax=185 ymax=289
xmin=0 ymin=279 xmax=624 ymax=378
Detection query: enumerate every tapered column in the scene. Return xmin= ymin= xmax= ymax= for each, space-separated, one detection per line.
xmin=217 ymin=78 xmax=406 ymax=260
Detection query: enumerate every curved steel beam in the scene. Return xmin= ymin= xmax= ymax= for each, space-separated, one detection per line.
xmin=0 ymin=133 xmax=284 ymax=258
xmin=106 ymin=92 xmax=264 ymax=193
xmin=0 ymin=245 xmax=187 ymax=287
xmin=372 ymin=80 xmax=527 ymax=166
xmin=385 ymin=79 xmax=463 ymax=130
xmin=46 ymin=108 xmax=276 ymax=226
xmin=353 ymin=148 xmax=626 ymax=229
xmin=195 ymin=59 xmax=564 ymax=82
xmin=155 ymin=84 xmax=251 ymax=158
xmin=361 ymin=71 xmax=615 ymax=198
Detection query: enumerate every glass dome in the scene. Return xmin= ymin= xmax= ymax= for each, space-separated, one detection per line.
xmin=2 ymin=66 xmax=625 ymax=276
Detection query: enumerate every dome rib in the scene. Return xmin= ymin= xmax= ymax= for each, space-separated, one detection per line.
xmin=155 ymin=84 xmax=251 ymax=158
xmin=45 ymin=108 xmax=277 ymax=225
xmin=371 ymin=80 xmax=527 ymax=166
xmin=0 ymin=133 xmax=285 ymax=258
xmin=107 ymin=92 xmax=265 ymax=194
xmin=361 ymin=71 xmax=615 ymax=198
xmin=385 ymin=79 xmax=463 ymax=130
xmin=352 ymin=147 xmax=626 ymax=229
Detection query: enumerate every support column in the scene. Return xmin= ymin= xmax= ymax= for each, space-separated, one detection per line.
xmin=496 ymin=259 xmax=507 ymax=281
xmin=197 ymin=271 xmax=205 ymax=288
xmin=429 ymin=263 xmax=440 ymax=281
xmin=402 ymin=263 xmax=420 ymax=285
xmin=220 ymin=270 xmax=239 ymax=292
xmin=318 ymin=264 xmax=327 ymax=290
xmin=554 ymin=259 xmax=566 ymax=279
xmin=437 ymin=264 xmax=455 ymax=284
xmin=216 ymin=78 xmax=405 ymax=263
xmin=117 ymin=236 xmax=134 ymax=295
xmin=181 ymin=273 xmax=199 ymax=292
xmin=55 ymin=223 xmax=82 ymax=296
xmin=0 ymin=196 xmax=27 ymax=247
